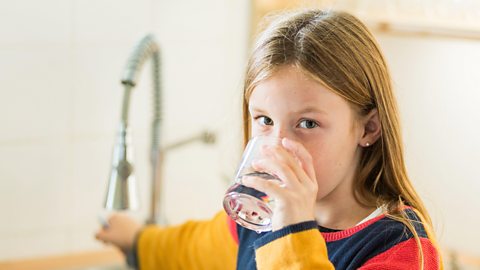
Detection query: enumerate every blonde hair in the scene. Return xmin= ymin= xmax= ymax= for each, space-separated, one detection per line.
xmin=242 ymin=9 xmax=440 ymax=269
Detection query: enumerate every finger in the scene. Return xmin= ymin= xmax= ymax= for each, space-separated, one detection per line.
xmin=281 ymin=138 xmax=316 ymax=182
xmin=95 ymin=234 xmax=108 ymax=245
xmin=251 ymin=156 xmax=297 ymax=187
xmin=108 ymin=213 xmax=120 ymax=223
xmin=261 ymin=144 xmax=311 ymax=185
xmin=95 ymin=229 xmax=109 ymax=243
xmin=241 ymin=175 xmax=285 ymax=199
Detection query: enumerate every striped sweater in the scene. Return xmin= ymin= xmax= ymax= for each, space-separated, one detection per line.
xmin=133 ymin=208 xmax=441 ymax=269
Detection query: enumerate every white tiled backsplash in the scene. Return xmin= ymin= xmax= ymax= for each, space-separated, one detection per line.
xmin=0 ymin=0 xmax=248 ymax=260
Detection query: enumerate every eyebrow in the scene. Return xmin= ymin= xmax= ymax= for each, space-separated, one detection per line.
xmin=294 ymin=106 xmax=328 ymax=115
xmin=249 ymin=106 xmax=328 ymax=115
xmin=249 ymin=106 xmax=267 ymax=113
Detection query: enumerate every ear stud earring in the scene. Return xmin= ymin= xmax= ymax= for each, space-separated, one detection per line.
xmin=365 ymin=142 xmax=370 ymax=147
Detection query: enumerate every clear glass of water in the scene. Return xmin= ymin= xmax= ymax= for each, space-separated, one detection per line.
xmin=223 ymin=136 xmax=281 ymax=232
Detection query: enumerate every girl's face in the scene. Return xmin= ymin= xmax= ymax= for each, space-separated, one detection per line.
xmin=248 ymin=65 xmax=365 ymax=201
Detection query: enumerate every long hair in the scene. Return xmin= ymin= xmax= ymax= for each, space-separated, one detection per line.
xmin=242 ymin=9 xmax=440 ymax=269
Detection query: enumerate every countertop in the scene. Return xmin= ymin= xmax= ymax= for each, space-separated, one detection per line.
xmin=0 ymin=248 xmax=130 ymax=270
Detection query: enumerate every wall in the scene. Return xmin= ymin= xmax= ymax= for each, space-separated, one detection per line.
xmin=0 ymin=0 xmax=249 ymax=260
xmin=375 ymin=33 xmax=480 ymax=255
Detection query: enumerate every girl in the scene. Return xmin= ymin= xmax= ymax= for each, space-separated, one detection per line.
xmin=96 ymin=9 xmax=442 ymax=269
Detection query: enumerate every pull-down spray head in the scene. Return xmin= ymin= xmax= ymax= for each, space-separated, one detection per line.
xmin=104 ymin=121 xmax=138 ymax=210
xmin=104 ymin=34 xmax=160 ymax=211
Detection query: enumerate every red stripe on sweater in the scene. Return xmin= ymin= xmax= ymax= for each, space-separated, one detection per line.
xmin=321 ymin=206 xmax=415 ymax=242
xmin=226 ymin=216 xmax=239 ymax=245
xmin=359 ymin=237 xmax=440 ymax=270
xmin=321 ymin=214 xmax=386 ymax=242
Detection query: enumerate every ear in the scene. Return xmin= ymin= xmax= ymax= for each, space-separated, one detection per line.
xmin=359 ymin=109 xmax=381 ymax=148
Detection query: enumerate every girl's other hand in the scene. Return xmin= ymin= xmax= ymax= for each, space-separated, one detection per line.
xmin=242 ymin=137 xmax=318 ymax=231
xmin=95 ymin=213 xmax=142 ymax=253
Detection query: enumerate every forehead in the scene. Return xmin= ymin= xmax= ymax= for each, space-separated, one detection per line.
xmin=249 ymin=66 xmax=350 ymax=114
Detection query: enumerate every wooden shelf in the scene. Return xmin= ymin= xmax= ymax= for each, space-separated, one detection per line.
xmin=250 ymin=0 xmax=480 ymax=41
xmin=366 ymin=19 xmax=480 ymax=41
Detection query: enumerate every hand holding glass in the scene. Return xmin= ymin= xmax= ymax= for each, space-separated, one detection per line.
xmin=223 ymin=136 xmax=282 ymax=232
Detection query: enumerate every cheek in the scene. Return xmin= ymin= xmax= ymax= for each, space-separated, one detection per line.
xmin=308 ymin=140 xmax=354 ymax=194
xmin=310 ymin=147 xmax=337 ymax=182
xmin=309 ymin=126 xmax=358 ymax=173
xmin=250 ymin=126 xmax=260 ymax=137
xmin=250 ymin=124 xmax=267 ymax=137
xmin=304 ymin=142 xmax=335 ymax=180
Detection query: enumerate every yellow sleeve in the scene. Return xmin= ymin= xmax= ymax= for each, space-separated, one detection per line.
xmin=137 ymin=211 xmax=238 ymax=270
xmin=255 ymin=228 xmax=335 ymax=270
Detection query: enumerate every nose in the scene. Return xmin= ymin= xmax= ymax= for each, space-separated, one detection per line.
xmin=271 ymin=125 xmax=292 ymax=139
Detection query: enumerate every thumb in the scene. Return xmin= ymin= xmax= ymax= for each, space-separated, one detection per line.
xmin=95 ymin=228 xmax=110 ymax=243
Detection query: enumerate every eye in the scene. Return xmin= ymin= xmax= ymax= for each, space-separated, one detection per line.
xmin=298 ymin=119 xmax=318 ymax=129
xmin=256 ymin=116 xmax=273 ymax=126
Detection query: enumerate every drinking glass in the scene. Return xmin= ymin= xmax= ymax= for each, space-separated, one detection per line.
xmin=223 ymin=136 xmax=281 ymax=232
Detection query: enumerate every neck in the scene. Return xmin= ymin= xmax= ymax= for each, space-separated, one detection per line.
xmin=314 ymin=163 xmax=376 ymax=230
xmin=314 ymin=147 xmax=380 ymax=230
xmin=315 ymin=193 xmax=376 ymax=230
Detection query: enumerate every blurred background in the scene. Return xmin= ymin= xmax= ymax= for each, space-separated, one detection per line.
xmin=0 ymin=0 xmax=478 ymax=269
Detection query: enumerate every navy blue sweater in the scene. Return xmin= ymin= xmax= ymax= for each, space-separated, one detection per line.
xmin=234 ymin=208 xmax=439 ymax=269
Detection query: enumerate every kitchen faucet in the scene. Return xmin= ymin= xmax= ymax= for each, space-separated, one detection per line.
xmin=103 ymin=34 xmax=215 ymax=224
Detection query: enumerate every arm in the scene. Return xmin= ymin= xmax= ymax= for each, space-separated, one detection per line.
xmin=254 ymin=223 xmax=441 ymax=270
xmin=137 ymin=211 xmax=238 ymax=270
xmin=254 ymin=221 xmax=335 ymax=270
xmin=359 ymin=237 xmax=441 ymax=270
xmin=358 ymin=209 xmax=442 ymax=270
